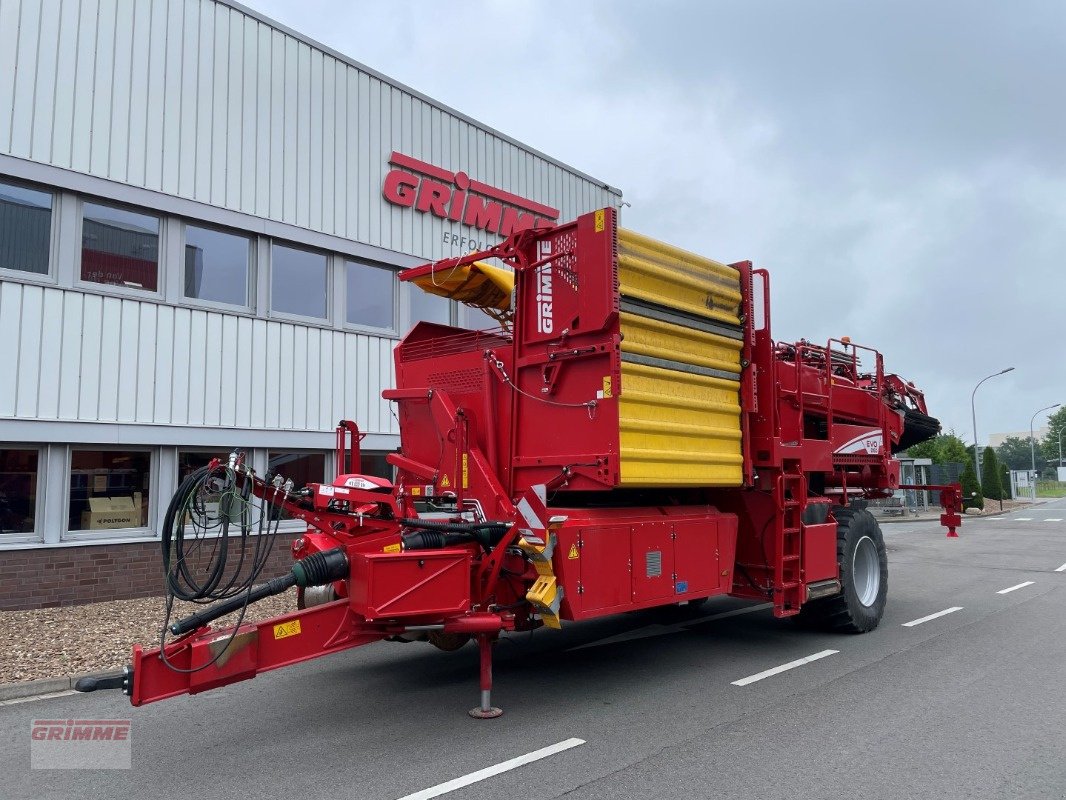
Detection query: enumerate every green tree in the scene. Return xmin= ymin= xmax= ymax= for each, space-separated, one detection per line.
xmin=1041 ymin=406 xmax=1066 ymax=472
xmin=998 ymin=436 xmax=1045 ymax=472
xmin=959 ymin=460 xmax=983 ymax=510
xmin=904 ymin=438 xmax=939 ymax=461
xmin=981 ymin=446 xmax=1003 ymax=501
xmin=1000 ymin=465 xmax=1012 ymax=500
xmin=904 ymin=433 xmax=970 ymax=465
xmin=937 ymin=433 xmax=970 ymax=464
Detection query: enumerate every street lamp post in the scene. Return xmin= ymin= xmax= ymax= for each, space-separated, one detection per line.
xmin=971 ymin=367 xmax=1014 ymax=488
xmin=1030 ymin=403 xmax=1062 ymax=489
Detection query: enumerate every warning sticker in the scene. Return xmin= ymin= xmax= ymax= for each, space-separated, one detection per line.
xmin=411 ymin=486 xmax=422 ymax=496
xmin=594 ymin=209 xmax=605 ymax=232
xmin=440 ymin=474 xmax=451 ymax=488
xmin=567 ymin=543 xmax=579 ymax=560
xmin=383 ymin=543 xmax=401 ymax=554
xmin=602 ymin=376 xmax=613 ymax=399
xmin=273 ymin=620 xmax=301 ymax=640
xmin=462 ymin=454 xmax=469 ymax=488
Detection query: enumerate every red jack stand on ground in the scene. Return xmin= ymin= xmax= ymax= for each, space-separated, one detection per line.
xmin=469 ymin=633 xmax=503 ymax=719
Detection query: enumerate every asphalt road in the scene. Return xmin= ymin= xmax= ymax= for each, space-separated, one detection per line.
xmin=3 ymin=497 xmax=1065 ymax=800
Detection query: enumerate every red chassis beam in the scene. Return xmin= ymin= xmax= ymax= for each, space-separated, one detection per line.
xmin=129 ymin=599 xmax=511 ymax=706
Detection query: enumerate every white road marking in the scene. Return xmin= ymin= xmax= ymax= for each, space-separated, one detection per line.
xmin=1056 ymin=563 xmax=1066 ymax=572
xmin=0 ymin=690 xmax=77 ymax=706
xmin=1045 ymin=518 xmax=1064 ymax=522
xmin=568 ymin=603 xmax=772 ymax=652
xmin=395 ymin=738 xmax=585 ymax=800
xmin=731 ymin=649 xmax=838 ymax=687
xmin=997 ymin=581 xmax=1035 ymax=595
xmin=1014 ymin=518 xmax=1033 ymax=521
xmin=902 ymin=606 xmax=963 ymax=627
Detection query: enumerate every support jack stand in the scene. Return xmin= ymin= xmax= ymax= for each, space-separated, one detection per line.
xmin=469 ymin=633 xmax=503 ymax=719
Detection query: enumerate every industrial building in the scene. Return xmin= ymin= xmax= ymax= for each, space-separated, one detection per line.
xmin=0 ymin=0 xmax=620 ymax=608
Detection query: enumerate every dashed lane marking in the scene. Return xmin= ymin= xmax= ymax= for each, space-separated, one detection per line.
xmin=902 ymin=606 xmax=964 ymax=627
xmin=997 ymin=581 xmax=1035 ymax=595
xmin=395 ymin=738 xmax=586 ymax=800
xmin=1045 ymin=518 xmax=1063 ymax=522
xmin=1014 ymin=518 xmax=1033 ymax=521
xmin=1056 ymin=563 xmax=1066 ymax=573
xmin=731 ymin=649 xmax=839 ymax=687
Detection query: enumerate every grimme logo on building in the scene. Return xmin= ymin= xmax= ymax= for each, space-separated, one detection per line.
xmin=382 ymin=152 xmax=560 ymax=240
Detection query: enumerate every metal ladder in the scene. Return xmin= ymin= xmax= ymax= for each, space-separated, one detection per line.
xmin=774 ymin=462 xmax=806 ymax=617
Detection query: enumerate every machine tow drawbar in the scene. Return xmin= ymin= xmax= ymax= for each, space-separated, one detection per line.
xmin=74 ymin=666 xmax=132 ymax=695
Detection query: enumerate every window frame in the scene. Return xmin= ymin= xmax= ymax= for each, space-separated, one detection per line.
xmin=343 ymin=257 xmax=399 ymax=335
xmin=62 ymin=445 xmax=157 ymax=542
xmin=267 ymin=239 xmax=332 ymax=324
xmin=0 ymin=444 xmax=46 ymax=545
xmin=404 ymin=281 xmax=456 ymax=330
xmin=177 ymin=219 xmax=256 ymax=313
xmin=0 ymin=177 xmax=60 ymax=286
xmin=75 ymin=196 xmax=165 ymax=300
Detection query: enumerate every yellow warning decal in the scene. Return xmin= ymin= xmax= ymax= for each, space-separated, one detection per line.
xmin=594 ymin=209 xmax=605 ymax=232
xmin=273 ymin=619 xmax=301 ymax=640
xmin=440 ymin=474 xmax=451 ymax=488
xmin=567 ymin=543 xmax=579 ymax=560
xmin=462 ymin=453 xmax=469 ymax=488
xmin=602 ymin=376 xmax=613 ymax=398
xmin=411 ymin=486 xmax=422 ymax=496
xmin=383 ymin=543 xmax=401 ymax=554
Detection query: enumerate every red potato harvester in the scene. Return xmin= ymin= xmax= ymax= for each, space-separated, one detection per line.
xmin=77 ymin=208 xmax=962 ymax=717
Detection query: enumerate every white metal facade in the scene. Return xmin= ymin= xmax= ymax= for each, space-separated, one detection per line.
xmin=0 ymin=0 xmax=621 ymax=547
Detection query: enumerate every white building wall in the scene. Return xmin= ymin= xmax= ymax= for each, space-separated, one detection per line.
xmin=0 ymin=280 xmax=397 ymax=435
xmin=0 ymin=0 xmax=617 ymax=262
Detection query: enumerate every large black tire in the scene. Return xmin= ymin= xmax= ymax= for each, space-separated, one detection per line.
xmin=795 ymin=506 xmax=888 ymax=633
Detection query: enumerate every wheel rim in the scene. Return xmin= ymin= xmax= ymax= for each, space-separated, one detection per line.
xmin=852 ymin=535 xmax=880 ymax=607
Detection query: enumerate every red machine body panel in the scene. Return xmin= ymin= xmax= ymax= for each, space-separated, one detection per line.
xmin=349 ymin=550 xmax=472 ymax=620
xmin=547 ymin=505 xmax=739 ymax=621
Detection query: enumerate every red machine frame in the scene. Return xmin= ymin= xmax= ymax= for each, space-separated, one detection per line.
xmin=113 ymin=209 xmax=961 ymax=716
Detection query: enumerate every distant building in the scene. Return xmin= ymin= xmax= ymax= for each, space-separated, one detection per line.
xmin=988 ymin=427 xmax=1049 ymax=448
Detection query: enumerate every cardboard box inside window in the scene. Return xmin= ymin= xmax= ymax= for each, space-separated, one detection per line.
xmin=81 ymin=493 xmax=143 ymax=530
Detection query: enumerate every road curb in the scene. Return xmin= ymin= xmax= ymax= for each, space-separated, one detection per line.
xmin=0 ymin=672 xmax=96 ymax=702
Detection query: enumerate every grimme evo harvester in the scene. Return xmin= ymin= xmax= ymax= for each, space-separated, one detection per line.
xmin=77 ymin=207 xmax=962 ymax=717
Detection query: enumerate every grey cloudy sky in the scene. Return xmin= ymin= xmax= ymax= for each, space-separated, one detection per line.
xmin=251 ymin=0 xmax=1066 ymax=444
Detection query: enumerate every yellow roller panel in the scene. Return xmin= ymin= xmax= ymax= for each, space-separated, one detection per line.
xmin=618 ymin=362 xmax=744 ymax=487
xmin=618 ymin=229 xmax=742 ymax=327
xmin=619 ymin=311 xmax=742 ymax=376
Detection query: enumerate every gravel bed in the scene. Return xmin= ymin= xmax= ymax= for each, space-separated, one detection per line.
xmin=0 ymin=589 xmax=299 ymax=684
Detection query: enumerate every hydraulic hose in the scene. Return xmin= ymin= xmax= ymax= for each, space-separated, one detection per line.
xmin=399 ymin=519 xmax=512 ymax=551
xmin=168 ymin=548 xmax=349 ymax=636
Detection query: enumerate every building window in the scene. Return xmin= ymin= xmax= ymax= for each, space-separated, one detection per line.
xmin=184 ymin=224 xmax=251 ymax=307
xmin=69 ymin=450 xmax=150 ymax=531
xmin=458 ymin=303 xmax=498 ymax=330
xmin=267 ymin=451 xmax=326 ymax=489
xmin=271 ymin=242 xmax=327 ymax=319
xmin=410 ymin=286 xmax=451 ymax=326
xmin=0 ymin=448 xmax=39 ymax=534
xmin=346 ymin=260 xmax=395 ymax=330
xmin=358 ymin=451 xmax=394 ymax=481
xmin=267 ymin=451 xmax=326 ymax=521
xmin=81 ymin=201 xmax=160 ymax=292
xmin=0 ymin=180 xmax=52 ymax=275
